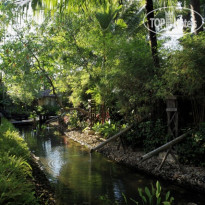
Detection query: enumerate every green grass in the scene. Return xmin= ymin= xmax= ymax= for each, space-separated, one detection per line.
xmin=0 ymin=118 xmax=39 ymax=205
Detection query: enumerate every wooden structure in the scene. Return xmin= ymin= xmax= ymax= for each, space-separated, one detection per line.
xmin=138 ymin=99 xmax=189 ymax=171
xmin=88 ymin=99 xmax=96 ymax=127
xmin=90 ymin=114 xmax=150 ymax=153
xmin=90 ymin=125 xmax=133 ymax=153
xmin=138 ymin=130 xmax=192 ymax=171
xmin=11 ymin=118 xmax=38 ymax=126
xmin=38 ymin=90 xmax=57 ymax=107
xmin=149 ymin=96 xmax=181 ymax=170
xmin=166 ymin=96 xmax=178 ymax=138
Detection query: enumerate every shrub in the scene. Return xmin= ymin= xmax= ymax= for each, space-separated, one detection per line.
xmin=92 ymin=121 xmax=119 ymax=138
xmin=141 ymin=120 xmax=167 ymax=152
xmin=0 ymin=154 xmax=37 ymax=205
xmin=0 ymin=118 xmax=39 ymax=204
xmin=99 ymin=181 xmax=174 ymax=205
xmin=66 ymin=110 xmax=81 ymax=129
xmin=176 ymin=123 xmax=205 ymax=167
xmin=158 ymin=33 xmax=205 ymax=98
xmin=132 ymin=181 xmax=174 ymax=205
xmin=119 ymin=119 xmax=167 ymax=151
xmin=0 ymin=119 xmax=30 ymax=159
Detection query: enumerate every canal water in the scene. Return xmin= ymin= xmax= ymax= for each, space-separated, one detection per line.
xmin=18 ymin=126 xmax=204 ymax=205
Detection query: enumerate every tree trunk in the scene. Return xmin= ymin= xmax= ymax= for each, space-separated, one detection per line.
xmin=145 ymin=0 xmax=160 ymax=68
xmin=190 ymin=0 xmax=203 ymax=34
xmin=25 ymin=40 xmax=65 ymax=110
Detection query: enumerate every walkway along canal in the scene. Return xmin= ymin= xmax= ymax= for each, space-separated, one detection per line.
xmin=18 ymin=126 xmax=205 ymax=205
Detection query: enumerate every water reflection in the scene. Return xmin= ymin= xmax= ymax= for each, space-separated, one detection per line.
xmin=18 ymin=126 xmax=205 ymax=205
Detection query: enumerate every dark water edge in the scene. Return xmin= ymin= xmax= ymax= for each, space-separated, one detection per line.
xmin=17 ymin=126 xmax=205 ymax=205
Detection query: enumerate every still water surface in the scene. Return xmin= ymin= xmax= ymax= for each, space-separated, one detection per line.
xmin=19 ymin=126 xmax=204 ymax=205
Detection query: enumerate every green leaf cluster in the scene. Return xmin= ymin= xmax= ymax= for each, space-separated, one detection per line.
xmin=125 ymin=119 xmax=167 ymax=152
xmin=0 ymin=118 xmax=39 ymax=204
xmin=92 ymin=121 xmax=119 ymax=138
xmin=66 ymin=110 xmax=82 ymax=129
xmin=131 ymin=181 xmax=174 ymax=205
xmin=159 ymin=33 xmax=205 ymax=97
xmin=176 ymin=124 xmax=205 ymax=167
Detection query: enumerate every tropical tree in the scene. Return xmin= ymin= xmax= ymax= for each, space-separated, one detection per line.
xmin=0 ymin=14 xmax=67 ymax=107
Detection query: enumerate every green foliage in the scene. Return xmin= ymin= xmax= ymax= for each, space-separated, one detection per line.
xmin=123 ymin=125 xmax=144 ymax=148
xmin=1 ymin=0 xmax=205 ymax=168
xmin=0 ymin=12 xmax=67 ymax=106
xmin=99 ymin=194 xmax=119 ymax=205
xmin=0 ymin=1 xmax=154 ymax=119
xmin=124 ymin=120 xmax=167 ymax=151
xmin=0 ymin=153 xmax=36 ymax=205
xmin=92 ymin=121 xmax=119 ymax=138
xmin=95 ymin=1 xmax=121 ymax=31
xmin=66 ymin=111 xmax=81 ymax=129
xmin=0 ymin=119 xmax=30 ymax=159
xmin=37 ymin=105 xmax=60 ymax=115
xmin=99 ymin=181 xmax=174 ymax=205
xmin=0 ymin=118 xmax=39 ymax=204
xmin=141 ymin=120 xmax=167 ymax=152
xmin=159 ymin=33 xmax=205 ymax=97
xmin=176 ymin=124 xmax=205 ymax=167
xmin=126 ymin=119 xmax=167 ymax=152
xmin=131 ymin=181 xmax=174 ymax=205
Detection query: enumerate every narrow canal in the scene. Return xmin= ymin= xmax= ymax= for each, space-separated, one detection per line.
xmin=18 ymin=126 xmax=204 ymax=205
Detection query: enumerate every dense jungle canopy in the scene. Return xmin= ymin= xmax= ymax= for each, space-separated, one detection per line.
xmin=0 ymin=0 xmax=205 ymax=124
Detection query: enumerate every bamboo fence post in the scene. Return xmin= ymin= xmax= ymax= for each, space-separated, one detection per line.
xmin=158 ymin=148 xmax=171 ymax=170
xmin=90 ymin=114 xmax=151 ymax=153
xmin=138 ymin=130 xmax=192 ymax=164
xmin=90 ymin=125 xmax=133 ymax=153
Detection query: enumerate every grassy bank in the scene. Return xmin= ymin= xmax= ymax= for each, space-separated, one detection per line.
xmin=0 ymin=118 xmax=39 ymax=205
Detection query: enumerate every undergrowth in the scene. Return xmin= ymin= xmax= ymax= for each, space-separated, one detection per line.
xmin=0 ymin=118 xmax=39 ymax=205
xmin=92 ymin=121 xmax=120 ymax=138
xmin=99 ymin=181 xmax=174 ymax=205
